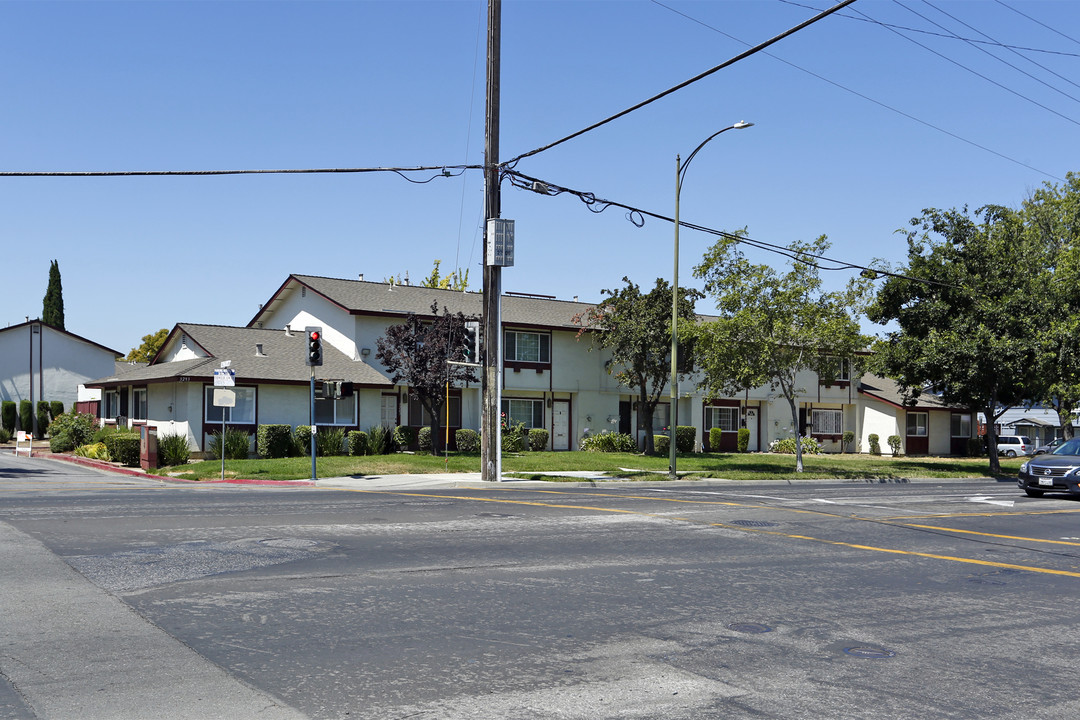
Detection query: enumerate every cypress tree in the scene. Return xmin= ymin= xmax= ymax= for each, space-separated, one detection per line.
xmin=42 ymin=260 xmax=65 ymax=329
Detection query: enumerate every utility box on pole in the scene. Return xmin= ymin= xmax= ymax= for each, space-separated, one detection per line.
xmin=486 ymin=218 xmax=515 ymax=267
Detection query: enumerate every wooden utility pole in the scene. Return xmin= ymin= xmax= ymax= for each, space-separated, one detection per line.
xmin=481 ymin=0 xmax=502 ymax=482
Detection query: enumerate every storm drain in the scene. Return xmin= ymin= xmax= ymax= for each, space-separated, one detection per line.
xmin=843 ymin=646 xmax=897 ymax=659
xmin=730 ymin=519 xmax=779 ymax=528
xmin=727 ymin=623 xmax=774 ymax=634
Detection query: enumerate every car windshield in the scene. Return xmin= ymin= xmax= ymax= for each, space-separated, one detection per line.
xmin=1051 ymin=438 xmax=1080 ymax=456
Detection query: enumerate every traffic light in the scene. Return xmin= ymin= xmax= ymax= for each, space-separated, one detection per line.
xmin=462 ymin=321 xmax=480 ymax=363
xmin=306 ymin=327 xmax=323 ymax=366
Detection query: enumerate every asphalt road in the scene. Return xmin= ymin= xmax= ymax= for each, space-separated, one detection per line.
xmin=2 ymin=453 xmax=1078 ymax=719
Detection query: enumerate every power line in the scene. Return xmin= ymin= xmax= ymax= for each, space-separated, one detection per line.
xmin=994 ymin=0 xmax=1080 ymax=50
xmin=505 ymin=0 xmax=860 ymax=166
xmin=503 ymin=168 xmax=956 ymax=289
xmin=651 ymin=0 xmax=1063 ymax=181
xmin=0 ymin=165 xmax=481 ymax=181
xmin=776 ymin=0 xmax=1080 ymax=57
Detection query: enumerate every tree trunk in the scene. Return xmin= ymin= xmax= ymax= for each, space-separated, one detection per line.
xmin=983 ymin=406 xmax=1001 ymax=475
xmin=1058 ymin=404 xmax=1075 ymax=441
xmin=787 ymin=394 xmax=804 ymax=473
xmin=640 ymin=391 xmax=654 ymax=454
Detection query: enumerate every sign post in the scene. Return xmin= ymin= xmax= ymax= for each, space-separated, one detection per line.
xmin=213 ymin=362 xmax=235 ymax=482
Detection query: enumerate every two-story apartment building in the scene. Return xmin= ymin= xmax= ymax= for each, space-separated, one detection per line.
xmin=84 ymin=273 xmax=973 ymax=457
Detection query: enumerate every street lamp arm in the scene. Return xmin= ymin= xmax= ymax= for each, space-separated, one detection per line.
xmin=677 ymin=121 xmax=754 ymax=193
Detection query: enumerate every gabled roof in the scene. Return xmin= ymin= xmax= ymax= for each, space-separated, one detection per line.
xmin=0 ymin=318 xmax=123 ymax=357
xmin=86 ymin=323 xmax=393 ymax=388
xmin=857 ymin=374 xmax=965 ymax=411
xmin=249 ymin=274 xmax=596 ymax=331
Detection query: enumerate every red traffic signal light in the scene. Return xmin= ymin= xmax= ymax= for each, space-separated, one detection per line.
xmin=305 ymin=327 xmax=323 ymax=366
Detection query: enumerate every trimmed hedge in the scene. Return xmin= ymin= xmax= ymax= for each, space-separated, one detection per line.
xmin=257 ymin=424 xmax=294 ymax=458
xmin=581 ymin=431 xmax=636 ymax=453
xmin=294 ymin=425 xmax=313 ymax=456
xmin=737 ymin=427 xmax=750 ymax=453
xmin=37 ymin=401 xmax=51 ymax=436
xmin=2 ymin=401 xmax=16 ymax=434
xmin=50 ymin=401 xmax=65 ymax=421
xmin=348 ymin=430 xmax=369 ymax=456
xmin=105 ymin=433 xmax=141 ymax=466
xmin=456 ymin=428 xmax=480 ymax=452
xmin=528 ymin=428 xmax=549 ymax=452
xmin=709 ymin=427 xmax=723 ymax=452
xmin=19 ymin=400 xmax=32 ymax=434
xmin=418 ymin=426 xmax=433 ymax=452
xmin=654 ymin=434 xmax=669 ymax=456
xmin=393 ymin=426 xmax=416 ymax=450
xmin=675 ymin=425 xmax=695 ymax=453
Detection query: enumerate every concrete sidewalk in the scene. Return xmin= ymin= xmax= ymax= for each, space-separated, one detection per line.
xmin=0 ymin=521 xmax=307 ymax=720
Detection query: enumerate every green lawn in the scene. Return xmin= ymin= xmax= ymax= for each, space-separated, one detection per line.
xmin=162 ymin=450 xmax=1024 ymax=482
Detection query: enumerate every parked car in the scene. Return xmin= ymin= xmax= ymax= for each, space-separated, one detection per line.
xmin=1018 ymin=438 xmax=1080 ymax=497
xmin=1034 ymin=438 xmax=1063 ymax=455
xmin=997 ymin=435 xmax=1033 ymax=457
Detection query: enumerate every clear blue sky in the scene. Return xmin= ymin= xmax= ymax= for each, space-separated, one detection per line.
xmin=3 ymin=0 xmax=1077 ymax=354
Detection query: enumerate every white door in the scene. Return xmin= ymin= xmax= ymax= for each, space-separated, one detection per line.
xmin=746 ymin=408 xmax=759 ymax=452
xmin=381 ymin=394 xmax=398 ymax=427
xmin=553 ymin=401 xmax=570 ymax=451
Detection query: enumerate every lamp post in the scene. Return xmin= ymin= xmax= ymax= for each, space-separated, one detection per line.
xmin=670 ymin=121 xmax=753 ymax=480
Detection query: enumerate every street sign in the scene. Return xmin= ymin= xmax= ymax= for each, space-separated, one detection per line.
xmin=213 ymin=368 xmax=236 ymax=387
xmin=213 ymin=388 xmax=236 ymax=407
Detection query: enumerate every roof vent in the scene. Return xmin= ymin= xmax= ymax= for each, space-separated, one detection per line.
xmin=255 ymin=343 xmax=266 ymax=357
xmin=358 ymin=273 xmax=364 ymax=282
xmin=284 ymin=324 xmax=293 ymax=337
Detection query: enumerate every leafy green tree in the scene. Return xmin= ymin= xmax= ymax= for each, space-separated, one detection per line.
xmin=692 ymin=233 xmax=871 ymax=472
xmin=866 ymin=205 xmax=1051 ymax=474
xmin=574 ymin=277 xmax=702 ymax=455
xmin=421 ymin=260 xmax=469 ymax=291
xmin=42 ymin=260 xmax=65 ymax=329
xmin=126 ymin=329 xmax=169 ymax=362
xmin=1024 ymin=172 xmax=1080 ymax=439
xmin=375 ymin=302 xmax=479 ymax=455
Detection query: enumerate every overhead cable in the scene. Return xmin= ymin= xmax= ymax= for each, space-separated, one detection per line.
xmin=0 ymin=165 xmax=480 ymax=181
xmin=505 ymin=0 xmax=860 ymax=165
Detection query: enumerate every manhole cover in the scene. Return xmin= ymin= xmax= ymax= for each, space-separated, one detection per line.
xmin=730 ymin=519 xmax=778 ymax=528
xmin=843 ymin=646 xmax=896 ymax=659
xmin=727 ymin=623 xmax=774 ymax=634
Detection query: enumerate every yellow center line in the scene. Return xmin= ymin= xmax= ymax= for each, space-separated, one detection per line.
xmin=901 ymin=523 xmax=1080 ymax=546
xmin=340 ymin=487 xmax=1080 ymax=579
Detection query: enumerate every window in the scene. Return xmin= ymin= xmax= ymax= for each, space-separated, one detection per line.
xmin=410 ymin=395 xmax=461 ymax=427
xmin=811 ymin=409 xmax=843 ymax=435
xmin=707 ymin=407 xmax=739 ymax=432
xmin=907 ymin=412 xmax=928 ymax=437
xmin=315 ymin=396 xmax=356 ymax=426
xmin=205 ymin=386 xmax=256 ymax=424
xmin=501 ymin=398 xmax=544 ymax=430
xmin=132 ymin=388 xmax=148 ymax=421
xmin=648 ymin=403 xmax=670 ymax=433
xmin=505 ymin=331 xmax=550 ymax=364
xmin=951 ymin=413 xmax=971 ymax=438
xmin=820 ymin=357 xmax=851 ymax=384
xmin=104 ymin=389 xmax=121 ymax=419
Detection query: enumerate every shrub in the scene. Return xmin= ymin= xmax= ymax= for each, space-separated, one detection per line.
xmin=0 ymin=428 xmax=10 ymax=444
xmin=367 ymin=425 xmax=396 ymax=455
xmin=967 ymin=437 xmax=984 ymax=457
xmin=842 ymin=430 xmax=855 ymax=453
xmin=106 ymin=433 xmax=141 ymax=466
xmin=581 ymin=431 xmax=636 ymax=453
xmin=529 ymin=428 xmax=549 ymax=452
xmin=418 ymin=426 xmax=433 ymax=452
xmin=887 ymin=434 xmax=903 ymax=456
xmin=19 ymin=400 xmax=32 ymax=434
xmin=348 ymin=430 xmax=369 ymax=456
xmin=769 ymin=436 xmax=822 ymax=455
xmin=654 ymin=434 xmax=670 ymax=456
xmin=316 ymin=428 xmax=346 ymax=456
xmin=456 ymin=428 xmax=480 ymax=452
xmin=73 ymin=442 xmax=109 ymax=460
xmin=47 ymin=411 xmax=97 ymax=452
xmin=737 ymin=427 xmax=750 ymax=453
xmin=37 ymin=401 xmax=51 ymax=436
xmin=675 ymin=425 xmax=696 ymax=453
xmin=50 ymin=401 xmax=65 ymax=421
xmin=294 ymin=425 xmax=313 ymax=456
xmin=868 ymin=433 xmax=882 ymax=456
xmin=502 ymin=431 xmax=524 ymax=453
xmin=709 ymin=427 xmax=723 ymax=452
xmin=93 ymin=424 xmax=130 ymax=444
xmin=393 ymin=426 xmax=416 ymax=450
xmin=257 ymin=424 xmax=295 ymax=458
xmin=157 ymin=432 xmax=191 ymax=467
xmin=209 ymin=428 xmax=250 ymax=460
xmin=1 ymin=401 xmax=15 ymax=434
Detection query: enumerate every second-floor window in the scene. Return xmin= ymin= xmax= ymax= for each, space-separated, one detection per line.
xmin=505 ymin=331 xmax=550 ymax=364
xmin=820 ymin=357 xmax=851 ymax=384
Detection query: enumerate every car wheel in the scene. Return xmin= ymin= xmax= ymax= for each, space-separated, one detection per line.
xmin=1006 ymin=450 xmax=1017 ymax=457
xmin=1024 ymin=488 xmax=1044 ymax=498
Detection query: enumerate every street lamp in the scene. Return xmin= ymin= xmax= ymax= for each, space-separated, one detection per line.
xmin=670 ymin=121 xmax=753 ymax=480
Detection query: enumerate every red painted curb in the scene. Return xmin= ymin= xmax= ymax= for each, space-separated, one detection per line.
xmin=31 ymin=451 xmax=316 ymax=486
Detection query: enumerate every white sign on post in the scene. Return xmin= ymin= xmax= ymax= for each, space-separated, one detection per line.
xmin=213 ymin=388 xmax=236 ymax=407
xmin=213 ymin=368 xmax=236 ymax=387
